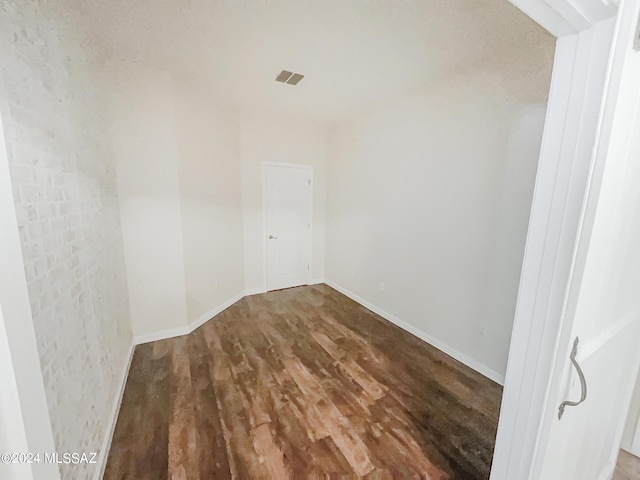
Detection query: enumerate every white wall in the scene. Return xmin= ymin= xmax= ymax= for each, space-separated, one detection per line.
xmin=111 ymin=70 xmax=246 ymax=340
xmin=240 ymin=113 xmax=328 ymax=292
xmin=173 ymin=84 xmax=244 ymax=322
xmin=111 ymin=68 xmax=189 ymax=338
xmin=0 ymin=2 xmax=133 ymax=479
xmin=326 ymin=71 xmax=549 ymax=381
xmin=110 ymin=67 xmax=547 ymax=384
xmin=113 ymin=99 xmax=329 ymax=336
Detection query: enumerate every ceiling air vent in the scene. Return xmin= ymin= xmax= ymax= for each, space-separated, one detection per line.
xmin=287 ymin=73 xmax=304 ymax=85
xmin=275 ymin=70 xmax=293 ymax=83
xmin=275 ymin=70 xmax=304 ymax=86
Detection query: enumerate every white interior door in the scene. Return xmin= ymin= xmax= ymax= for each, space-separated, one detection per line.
xmin=534 ymin=5 xmax=640 ymax=480
xmin=264 ymin=164 xmax=312 ymax=291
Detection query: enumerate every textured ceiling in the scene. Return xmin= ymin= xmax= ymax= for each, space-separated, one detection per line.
xmin=50 ymin=0 xmax=556 ymax=123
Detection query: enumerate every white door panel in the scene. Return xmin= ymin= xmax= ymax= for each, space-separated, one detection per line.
xmin=534 ymin=4 xmax=640 ymax=479
xmin=264 ymin=165 xmax=311 ymax=291
xmin=540 ymin=325 xmax=640 ymax=480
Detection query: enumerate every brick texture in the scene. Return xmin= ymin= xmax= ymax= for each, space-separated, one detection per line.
xmin=0 ymin=1 xmax=132 ymax=479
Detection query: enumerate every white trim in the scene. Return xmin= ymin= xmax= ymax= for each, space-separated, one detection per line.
xmin=133 ymin=325 xmax=190 ymax=346
xmin=262 ymin=162 xmax=314 ymax=292
xmin=633 ymin=413 xmax=640 ymax=454
xmin=132 ymin=280 xmax=326 ymax=345
xmin=133 ymin=291 xmax=245 ymax=345
xmin=528 ymin=5 xmax=640 ymax=476
xmin=0 ymin=113 xmax=60 ymax=480
xmin=509 ymin=0 xmax=577 ymax=36
xmin=94 ymin=342 xmax=135 ymax=480
xmin=243 ymin=280 xmax=323 ymax=297
xmin=490 ymin=17 xmax=617 ymax=480
xmin=244 ymin=287 xmax=267 ymax=297
xmin=324 ymin=280 xmax=505 ymax=385
xmin=261 ymin=161 xmax=313 ymax=169
xmin=261 ymin=165 xmax=268 ymax=291
xmin=509 ymin=0 xmax=615 ymax=37
xmin=187 ymin=292 xmax=246 ymax=334
xmin=307 ymin=171 xmax=314 ymax=287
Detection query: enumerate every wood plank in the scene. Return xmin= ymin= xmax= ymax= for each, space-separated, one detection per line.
xmin=613 ymin=449 xmax=640 ymax=480
xmin=188 ymin=330 xmax=232 ymax=479
xmin=104 ymin=343 xmax=170 ymax=479
xmin=105 ymin=284 xmax=502 ymax=479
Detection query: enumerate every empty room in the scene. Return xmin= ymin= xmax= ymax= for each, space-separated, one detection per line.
xmin=3 ymin=1 xmax=640 ymax=480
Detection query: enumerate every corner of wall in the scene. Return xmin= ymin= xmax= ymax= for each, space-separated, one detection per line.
xmin=324 ymin=278 xmax=506 ymax=385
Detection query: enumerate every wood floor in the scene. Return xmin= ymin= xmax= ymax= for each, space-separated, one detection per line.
xmin=613 ymin=449 xmax=640 ymax=480
xmin=104 ymin=284 xmax=502 ymax=479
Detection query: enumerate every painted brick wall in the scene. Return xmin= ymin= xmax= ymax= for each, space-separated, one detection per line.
xmin=0 ymin=2 xmax=132 ymax=479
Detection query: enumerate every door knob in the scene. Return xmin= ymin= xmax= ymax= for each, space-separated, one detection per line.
xmin=268 ymin=235 xmax=278 ymax=239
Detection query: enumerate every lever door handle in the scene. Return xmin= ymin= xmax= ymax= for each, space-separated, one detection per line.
xmin=558 ymin=337 xmax=588 ymax=419
xmin=268 ymin=235 xmax=278 ymax=239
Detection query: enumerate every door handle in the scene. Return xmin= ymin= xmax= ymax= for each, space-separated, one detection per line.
xmin=558 ymin=337 xmax=588 ymax=420
xmin=268 ymin=235 xmax=278 ymax=239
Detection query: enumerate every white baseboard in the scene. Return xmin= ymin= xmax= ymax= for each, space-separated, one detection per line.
xmin=134 ymin=291 xmax=245 ymax=345
xmin=323 ymin=279 xmax=505 ymax=386
xmin=134 ymin=325 xmax=190 ymax=345
xmin=244 ymin=287 xmax=267 ymax=296
xmin=246 ymin=281 xmax=324 ymax=295
xmin=132 ymin=279 xmax=505 ymax=383
xmin=187 ymin=292 xmax=246 ymax=334
xmin=94 ymin=342 xmax=135 ymax=480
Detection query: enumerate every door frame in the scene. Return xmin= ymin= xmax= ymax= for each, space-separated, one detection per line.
xmin=0 ymin=114 xmax=60 ymax=480
xmin=531 ymin=4 xmax=640 ymax=476
xmin=491 ymin=0 xmax=636 ymax=478
xmin=633 ymin=414 xmax=640 ymax=454
xmin=261 ymin=161 xmax=314 ymax=291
